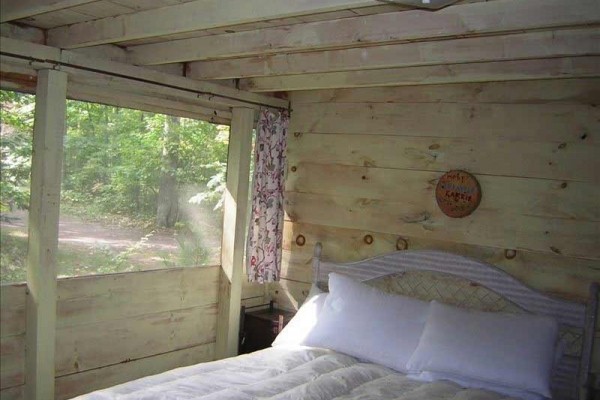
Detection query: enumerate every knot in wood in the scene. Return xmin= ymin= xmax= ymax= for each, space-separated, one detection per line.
xmin=396 ymin=237 xmax=408 ymax=251
xmin=295 ymin=235 xmax=306 ymax=246
xmin=504 ymin=249 xmax=517 ymax=259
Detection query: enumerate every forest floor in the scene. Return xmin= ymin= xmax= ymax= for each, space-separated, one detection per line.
xmin=3 ymin=209 xmax=179 ymax=255
xmin=0 ymin=209 xmax=221 ymax=283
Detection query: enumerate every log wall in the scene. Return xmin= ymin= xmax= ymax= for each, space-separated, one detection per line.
xmin=277 ymin=79 xmax=600 ymax=386
xmin=0 ymin=266 xmax=221 ymax=399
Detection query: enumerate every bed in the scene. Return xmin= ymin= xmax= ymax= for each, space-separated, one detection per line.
xmin=75 ymin=243 xmax=598 ymax=400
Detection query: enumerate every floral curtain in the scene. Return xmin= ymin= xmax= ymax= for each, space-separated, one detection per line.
xmin=246 ymin=109 xmax=289 ymax=283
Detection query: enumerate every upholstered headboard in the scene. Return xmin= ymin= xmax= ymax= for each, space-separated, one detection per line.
xmin=311 ymin=243 xmax=598 ymax=400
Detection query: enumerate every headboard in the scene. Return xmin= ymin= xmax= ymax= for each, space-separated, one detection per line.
xmin=311 ymin=243 xmax=598 ymax=400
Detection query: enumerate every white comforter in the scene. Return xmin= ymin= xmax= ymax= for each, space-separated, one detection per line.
xmin=75 ymin=347 xmax=514 ymax=400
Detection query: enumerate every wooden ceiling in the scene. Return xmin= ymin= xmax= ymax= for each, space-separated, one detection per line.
xmin=5 ymin=1 xmax=408 ymax=36
xmin=1 ymin=0 xmax=598 ymax=94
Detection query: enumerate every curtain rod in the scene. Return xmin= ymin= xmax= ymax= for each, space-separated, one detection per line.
xmin=0 ymin=51 xmax=290 ymax=112
xmin=374 ymin=0 xmax=460 ymax=10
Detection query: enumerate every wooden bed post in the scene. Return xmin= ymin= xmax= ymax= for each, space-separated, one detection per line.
xmin=25 ymin=68 xmax=68 ymax=400
xmin=216 ymin=107 xmax=254 ymax=359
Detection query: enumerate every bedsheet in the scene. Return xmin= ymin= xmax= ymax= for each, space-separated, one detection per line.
xmin=74 ymin=346 xmax=515 ymax=400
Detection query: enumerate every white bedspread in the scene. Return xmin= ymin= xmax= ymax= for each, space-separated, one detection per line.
xmin=75 ymin=347 xmax=515 ymax=400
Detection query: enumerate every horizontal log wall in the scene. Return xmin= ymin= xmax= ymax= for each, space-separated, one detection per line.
xmin=0 ymin=266 xmax=221 ymax=399
xmin=277 ymin=79 xmax=600 ymax=385
xmin=0 ymin=284 xmax=26 ymax=399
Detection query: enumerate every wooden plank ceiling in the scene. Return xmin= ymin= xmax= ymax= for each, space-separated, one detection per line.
xmin=0 ymin=0 xmax=598 ymax=93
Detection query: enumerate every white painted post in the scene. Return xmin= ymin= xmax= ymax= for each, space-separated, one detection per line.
xmin=215 ymin=107 xmax=254 ymax=359
xmin=25 ymin=68 xmax=68 ymax=400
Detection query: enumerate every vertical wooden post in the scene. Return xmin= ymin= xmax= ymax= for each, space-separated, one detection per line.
xmin=25 ymin=69 xmax=68 ymax=400
xmin=216 ymin=107 xmax=255 ymax=359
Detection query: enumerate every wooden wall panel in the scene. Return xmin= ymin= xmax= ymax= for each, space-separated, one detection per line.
xmin=54 ymin=266 xmax=219 ymax=396
xmin=0 ymin=266 xmax=220 ymax=399
xmin=288 ymin=133 xmax=598 ymax=182
xmin=0 ymin=284 xmax=26 ymax=338
xmin=0 ymin=336 xmax=24 ymax=391
xmin=0 ymin=385 xmax=23 ymax=400
xmin=0 ymin=284 xmax=26 ymax=397
xmin=55 ymin=304 xmax=217 ymax=376
xmin=286 ymin=163 xmax=599 ymax=220
xmin=285 ymin=191 xmax=599 ymax=259
xmin=54 ymin=343 xmax=214 ymax=400
xmin=290 ymin=102 xmax=600 ymax=144
xmin=280 ymin=78 xmax=600 ymax=385
xmin=242 ymin=280 xmax=269 ymax=308
xmin=280 ymin=222 xmax=600 ymax=301
xmin=56 ymin=266 xmax=219 ymax=327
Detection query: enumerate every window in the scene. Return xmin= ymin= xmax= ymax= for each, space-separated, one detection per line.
xmin=0 ymin=90 xmax=35 ymax=284
xmin=1 ymin=91 xmax=229 ymax=283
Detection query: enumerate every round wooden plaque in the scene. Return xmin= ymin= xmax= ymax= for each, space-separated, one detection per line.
xmin=435 ymin=170 xmax=481 ymax=218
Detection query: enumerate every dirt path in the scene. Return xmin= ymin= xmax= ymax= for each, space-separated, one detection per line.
xmin=1 ymin=196 xmax=224 ymax=275
xmin=2 ymin=210 xmax=179 ymax=253
xmin=1 ymin=209 xmax=228 ymax=274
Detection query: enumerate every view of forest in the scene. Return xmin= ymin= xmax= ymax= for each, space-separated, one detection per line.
xmin=0 ymin=90 xmax=229 ymax=283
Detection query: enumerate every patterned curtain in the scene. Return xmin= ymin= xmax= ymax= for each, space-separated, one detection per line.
xmin=246 ymin=110 xmax=289 ymax=283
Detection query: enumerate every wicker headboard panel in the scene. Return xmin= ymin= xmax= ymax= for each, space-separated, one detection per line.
xmin=311 ymin=243 xmax=598 ymax=400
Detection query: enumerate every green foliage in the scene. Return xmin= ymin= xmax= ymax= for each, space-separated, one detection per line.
xmin=1 ymin=89 xmax=228 ymax=282
xmin=171 ymin=233 xmax=210 ymax=268
xmin=0 ymin=229 xmax=136 ymax=283
xmin=1 ymin=90 xmax=229 ymax=218
xmin=0 ymin=91 xmax=34 ymax=211
xmin=0 ymin=91 xmax=35 ymax=131
xmin=0 ymin=230 xmax=28 ymax=282
xmin=61 ymin=100 xmax=229 ymax=219
xmin=188 ymin=161 xmax=227 ymax=210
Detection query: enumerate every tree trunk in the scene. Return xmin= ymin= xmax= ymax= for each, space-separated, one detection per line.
xmin=156 ymin=116 xmax=179 ymax=228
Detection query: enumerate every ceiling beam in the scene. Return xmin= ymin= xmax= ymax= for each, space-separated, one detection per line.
xmin=127 ymin=0 xmax=600 ymax=66
xmin=66 ymin=83 xmax=233 ymax=124
xmin=187 ymin=28 xmax=600 ymax=79
xmin=1 ymin=22 xmax=136 ymax=64
xmin=0 ymin=37 xmax=288 ymax=110
xmin=0 ymin=0 xmax=95 ymax=23
xmin=239 ymin=57 xmax=600 ymax=92
xmin=46 ymin=0 xmax=387 ymax=49
xmin=1 ymin=58 xmax=233 ymax=124
xmin=0 ymin=22 xmax=45 ymax=43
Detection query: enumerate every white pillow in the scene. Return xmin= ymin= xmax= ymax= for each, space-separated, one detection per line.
xmin=272 ymin=292 xmax=328 ymax=347
xmin=303 ymin=272 xmax=429 ymax=373
xmin=406 ymin=301 xmax=558 ymax=398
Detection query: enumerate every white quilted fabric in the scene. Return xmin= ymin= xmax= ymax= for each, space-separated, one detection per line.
xmin=74 ymin=347 xmax=516 ymax=400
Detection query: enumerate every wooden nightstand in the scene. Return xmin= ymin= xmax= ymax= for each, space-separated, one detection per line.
xmin=239 ymin=303 xmax=295 ymax=354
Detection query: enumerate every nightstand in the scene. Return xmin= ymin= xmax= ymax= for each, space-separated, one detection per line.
xmin=239 ymin=302 xmax=295 ymax=354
